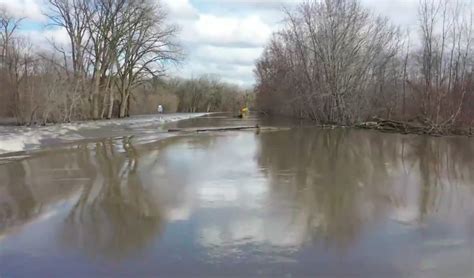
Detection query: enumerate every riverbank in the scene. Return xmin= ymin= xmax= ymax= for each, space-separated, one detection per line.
xmin=0 ymin=113 xmax=208 ymax=155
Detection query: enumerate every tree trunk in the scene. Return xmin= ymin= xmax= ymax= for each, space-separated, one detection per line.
xmin=92 ymin=93 xmax=100 ymax=120
xmin=91 ymin=76 xmax=101 ymax=120
xmin=100 ymin=90 xmax=108 ymax=119
xmin=126 ymin=95 xmax=131 ymax=117
xmin=119 ymin=93 xmax=129 ymax=118
xmin=107 ymin=91 xmax=115 ymax=119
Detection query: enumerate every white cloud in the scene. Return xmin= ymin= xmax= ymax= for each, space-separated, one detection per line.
xmin=0 ymin=0 xmax=45 ymax=21
xmin=165 ymin=4 xmax=274 ymax=86
xmin=161 ymin=0 xmax=199 ymax=20
xmin=361 ymin=0 xmax=419 ymax=27
xmin=182 ymin=14 xmax=272 ymax=48
xmin=194 ymin=45 xmax=263 ymax=66
xmin=195 ymin=0 xmax=297 ymax=11
xmin=20 ymin=27 xmax=70 ymax=51
xmin=170 ymin=60 xmax=255 ymax=87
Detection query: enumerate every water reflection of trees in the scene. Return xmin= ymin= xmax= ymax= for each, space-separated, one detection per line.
xmin=0 ymin=162 xmax=36 ymax=232
xmin=405 ymin=136 xmax=474 ymax=220
xmin=0 ymin=135 xmax=196 ymax=260
xmin=257 ymin=128 xmax=474 ymax=249
xmin=0 ymin=148 xmax=90 ymax=236
xmin=2 ymin=127 xmax=473 ymax=260
xmin=61 ymin=137 xmax=165 ymax=259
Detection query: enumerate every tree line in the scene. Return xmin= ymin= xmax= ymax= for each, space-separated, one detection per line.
xmin=255 ymin=0 xmax=474 ymax=132
xmin=129 ymin=76 xmax=254 ymax=115
xmin=0 ymin=1 xmax=251 ymax=125
xmin=1 ymin=0 xmax=179 ymax=124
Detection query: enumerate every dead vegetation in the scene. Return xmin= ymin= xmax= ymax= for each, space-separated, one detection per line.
xmin=255 ymin=0 xmax=474 ymax=136
xmin=356 ymin=117 xmax=473 ymax=136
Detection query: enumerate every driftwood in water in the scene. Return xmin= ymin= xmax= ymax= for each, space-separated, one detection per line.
xmin=356 ymin=117 xmax=473 ymax=136
xmin=168 ymin=125 xmax=257 ymax=133
xmin=168 ymin=125 xmax=288 ymax=133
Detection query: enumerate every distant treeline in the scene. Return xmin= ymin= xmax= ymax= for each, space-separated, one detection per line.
xmin=130 ymin=76 xmax=254 ymax=115
xmin=255 ymin=0 xmax=474 ymax=132
xmin=0 ymin=0 xmax=251 ymax=126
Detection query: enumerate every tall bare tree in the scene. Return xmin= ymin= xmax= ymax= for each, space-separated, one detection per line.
xmin=113 ymin=0 xmax=181 ymax=118
xmin=46 ymin=0 xmax=182 ymax=120
xmin=256 ymin=0 xmax=400 ymax=124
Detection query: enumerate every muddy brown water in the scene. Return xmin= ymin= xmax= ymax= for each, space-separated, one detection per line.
xmin=0 ymin=115 xmax=473 ymax=277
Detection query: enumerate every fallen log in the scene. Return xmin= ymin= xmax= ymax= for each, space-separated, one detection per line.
xmin=168 ymin=125 xmax=289 ymax=133
xmin=356 ymin=120 xmax=432 ymax=135
xmin=355 ymin=117 xmax=473 ymax=136
xmin=168 ymin=126 xmax=256 ymax=132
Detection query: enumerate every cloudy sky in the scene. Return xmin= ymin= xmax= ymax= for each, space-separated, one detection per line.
xmin=0 ymin=0 xmax=420 ymax=87
xmin=164 ymin=0 xmax=419 ymax=87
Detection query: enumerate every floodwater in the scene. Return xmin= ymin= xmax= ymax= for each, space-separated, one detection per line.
xmin=0 ymin=115 xmax=473 ymax=277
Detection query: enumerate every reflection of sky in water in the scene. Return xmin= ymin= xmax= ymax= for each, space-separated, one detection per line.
xmin=0 ymin=126 xmax=473 ymax=277
xmin=139 ymin=133 xmax=312 ymax=253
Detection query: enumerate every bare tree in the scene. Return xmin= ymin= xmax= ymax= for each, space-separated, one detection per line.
xmin=256 ymin=0 xmax=400 ymax=124
xmin=415 ymin=0 xmax=474 ymax=131
xmin=113 ymin=0 xmax=181 ymax=118
xmin=255 ymin=0 xmax=474 ymax=133
xmin=46 ymin=0 xmax=182 ymax=120
xmin=0 ymin=8 xmax=23 ymax=121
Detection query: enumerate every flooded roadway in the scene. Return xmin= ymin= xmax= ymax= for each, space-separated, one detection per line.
xmin=0 ymin=115 xmax=473 ymax=277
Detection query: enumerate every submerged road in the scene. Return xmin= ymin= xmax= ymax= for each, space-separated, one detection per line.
xmin=0 ymin=114 xmax=473 ymax=277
